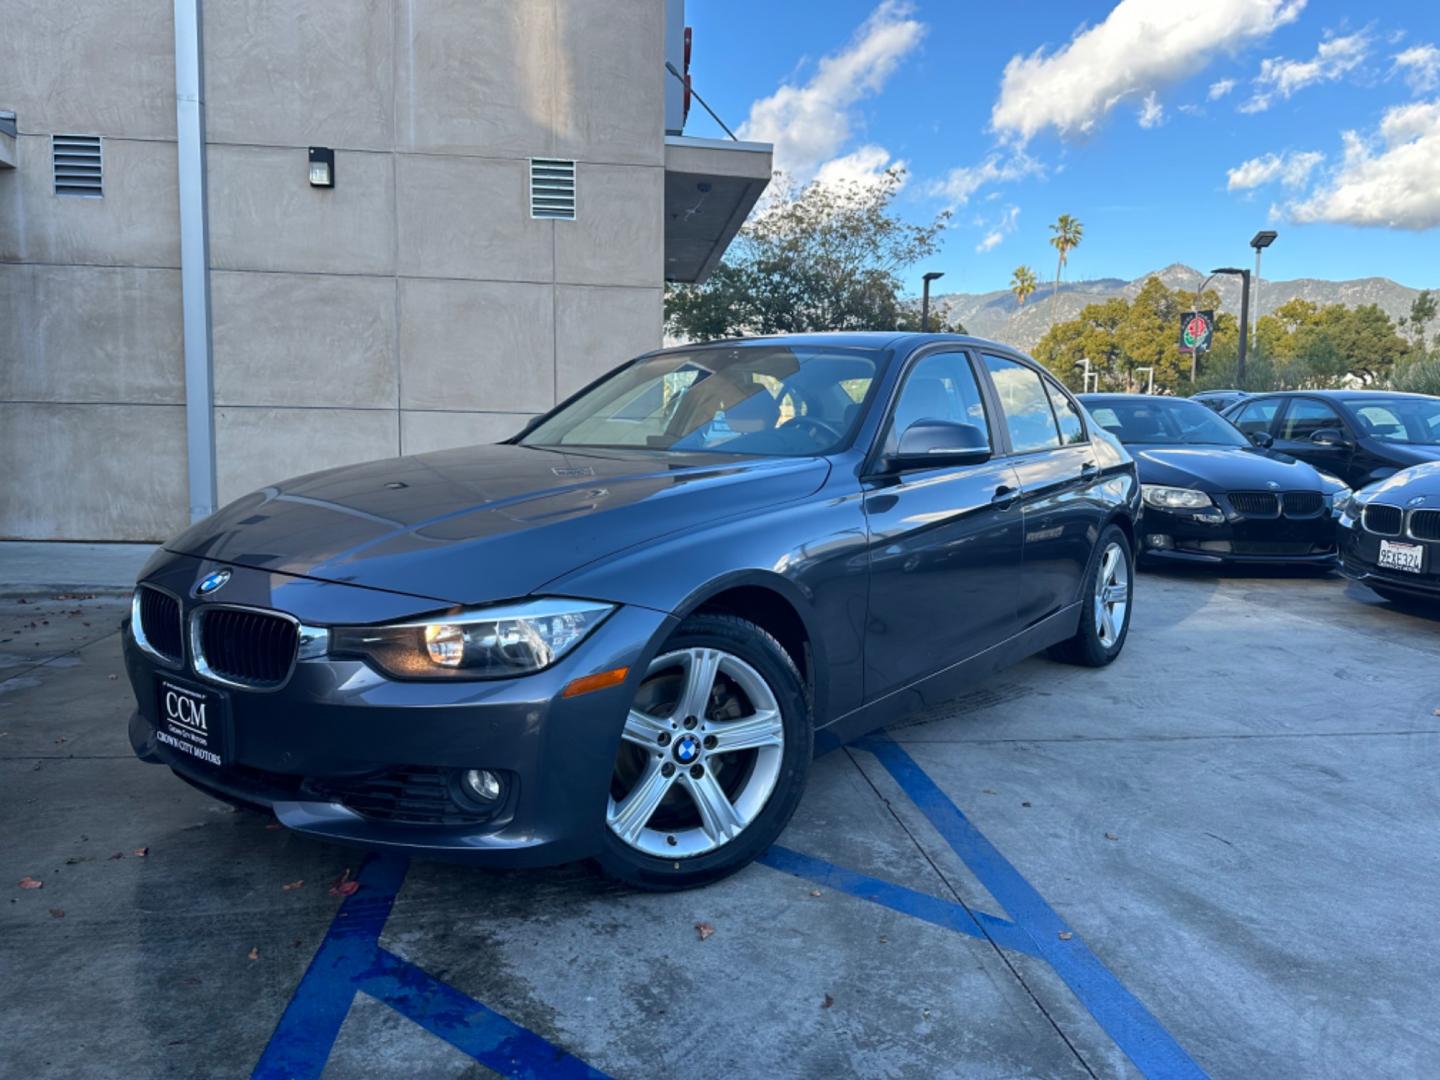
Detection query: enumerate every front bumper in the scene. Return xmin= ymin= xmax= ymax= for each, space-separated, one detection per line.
xmin=124 ymin=553 xmax=676 ymax=867
xmin=1138 ymin=503 xmax=1338 ymax=566
xmin=1339 ymin=524 xmax=1440 ymax=600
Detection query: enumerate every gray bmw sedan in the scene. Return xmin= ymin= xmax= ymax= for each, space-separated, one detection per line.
xmin=124 ymin=333 xmax=1140 ymax=889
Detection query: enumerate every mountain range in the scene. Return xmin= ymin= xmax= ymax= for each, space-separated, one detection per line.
xmin=934 ymin=264 xmax=1436 ymax=352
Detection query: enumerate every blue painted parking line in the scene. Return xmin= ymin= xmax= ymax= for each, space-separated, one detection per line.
xmin=858 ymin=734 xmax=1210 ymax=1080
xmin=758 ymin=844 xmax=1038 ymax=957
xmin=252 ymin=855 xmax=610 ymax=1080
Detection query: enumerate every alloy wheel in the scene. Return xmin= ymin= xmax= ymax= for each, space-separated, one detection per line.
xmin=607 ymin=647 xmax=785 ymax=858
xmin=1095 ymin=541 xmax=1130 ymax=648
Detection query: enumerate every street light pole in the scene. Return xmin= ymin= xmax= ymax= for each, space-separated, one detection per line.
xmin=1250 ymin=230 xmax=1277 ymax=355
xmin=1212 ymin=267 xmax=1251 ymax=386
xmin=921 ymin=271 xmax=945 ymax=333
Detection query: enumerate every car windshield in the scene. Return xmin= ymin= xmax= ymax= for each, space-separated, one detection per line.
xmin=520 ymin=345 xmax=885 ymax=456
xmin=1345 ymin=397 xmax=1440 ymax=445
xmin=1086 ymin=399 xmax=1249 ymax=447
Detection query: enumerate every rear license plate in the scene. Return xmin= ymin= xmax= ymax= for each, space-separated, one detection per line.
xmin=1378 ymin=539 xmax=1425 ymax=575
xmin=153 ymin=676 xmax=228 ymax=768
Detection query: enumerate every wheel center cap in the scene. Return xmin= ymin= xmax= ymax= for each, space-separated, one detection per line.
xmin=673 ymin=734 xmax=702 ymax=765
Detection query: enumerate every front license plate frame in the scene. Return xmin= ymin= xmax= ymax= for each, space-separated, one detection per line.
xmin=153 ymin=675 xmax=230 ymax=769
xmin=1377 ymin=539 xmax=1425 ymax=575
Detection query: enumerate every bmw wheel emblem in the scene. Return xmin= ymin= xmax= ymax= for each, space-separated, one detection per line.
xmin=674 ymin=734 xmax=701 ymax=765
xmin=195 ymin=569 xmax=231 ymax=596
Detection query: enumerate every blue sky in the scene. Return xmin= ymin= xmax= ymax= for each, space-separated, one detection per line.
xmin=685 ymin=0 xmax=1440 ymax=297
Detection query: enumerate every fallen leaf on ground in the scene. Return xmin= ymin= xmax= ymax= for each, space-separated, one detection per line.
xmin=133 ymin=846 xmax=148 ymax=857
xmin=1434 ymin=707 xmax=1440 ymax=717
xmin=1021 ymin=801 xmax=1032 ymax=808
xmin=1104 ymin=832 xmax=1119 ymax=841
xmin=19 ymin=877 xmax=43 ymax=889
xmin=982 ymin=788 xmax=997 ymax=795
xmin=291 ymin=938 xmax=303 ymax=949
xmin=1058 ymin=931 xmax=1073 ymax=941
xmin=809 ymin=889 xmax=822 ymax=897
xmin=108 ymin=852 xmax=124 ymax=861
xmin=48 ymin=908 xmax=64 ymax=918
xmin=107 ymin=674 xmax=118 ymax=680
xmin=822 ymin=993 xmax=834 ymax=1009
xmin=694 ymin=921 xmax=715 ymax=941
xmin=247 ymin=947 xmax=259 ymax=961
xmin=282 ymin=880 xmax=304 ymax=892
xmin=328 ymin=869 xmax=359 ymax=897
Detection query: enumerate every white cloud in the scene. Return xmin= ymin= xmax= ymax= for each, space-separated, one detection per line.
xmin=1290 ymin=99 xmax=1440 ymax=228
xmin=990 ymin=0 xmax=1304 ymax=144
xmin=1240 ymin=31 xmax=1370 ymax=113
xmin=1393 ymin=44 xmax=1440 ymax=94
xmin=975 ymin=206 xmax=1021 ymax=253
xmin=737 ymin=0 xmax=924 ymax=183
xmin=813 ymin=144 xmax=907 ymax=189
xmin=1138 ymin=91 xmax=1165 ymax=128
xmin=1208 ymin=78 xmax=1237 ymax=100
xmin=927 ymin=151 xmax=1045 ymax=208
xmin=1226 ymin=149 xmax=1325 ymax=189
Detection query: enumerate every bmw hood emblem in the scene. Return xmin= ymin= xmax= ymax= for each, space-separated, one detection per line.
xmin=195 ymin=569 xmax=231 ymax=596
xmin=674 ymin=734 xmax=701 ymax=764
xmin=1410 ymin=496 xmax=1427 ymax=507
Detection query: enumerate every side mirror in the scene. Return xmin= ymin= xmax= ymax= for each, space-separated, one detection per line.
xmin=889 ymin=420 xmax=991 ymax=471
xmin=1249 ymin=431 xmax=1274 ymax=449
xmin=1311 ymin=427 xmax=1352 ymax=449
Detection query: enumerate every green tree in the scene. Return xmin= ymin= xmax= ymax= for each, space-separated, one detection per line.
xmin=894 ymin=299 xmax=966 ymax=334
xmin=1047 ymin=215 xmax=1083 ymax=327
xmin=664 ymin=168 xmax=950 ymax=341
xmin=1010 ymin=265 xmax=1038 ymax=327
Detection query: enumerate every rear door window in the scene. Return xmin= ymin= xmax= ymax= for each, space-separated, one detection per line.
xmin=982 ymin=355 xmax=1062 ymax=453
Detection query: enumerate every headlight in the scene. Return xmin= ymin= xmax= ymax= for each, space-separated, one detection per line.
xmin=1142 ymin=485 xmax=1214 ymax=510
xmin=1329 ymin=485 xmax=1355 ymax=515
xmin=330 ymin=598 xmax=614 ymax=680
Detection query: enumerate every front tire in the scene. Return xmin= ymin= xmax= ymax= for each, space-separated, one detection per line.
xmin=597 ymin=614 xmax=811 ymax=891
xmin=1049 ymin=525 xmax=1133 ymax=667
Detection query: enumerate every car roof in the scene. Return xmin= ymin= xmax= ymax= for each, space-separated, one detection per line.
xmin=1078 ymin=394 xmax=1198 ymax=404
xmin=1238 ymin=389 xmax=1436 ymax=402
xmin=661 ymin=332 xmax=1033 ymax=355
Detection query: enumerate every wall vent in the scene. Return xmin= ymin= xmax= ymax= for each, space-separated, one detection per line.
xmin=530 ymin=159 xmax=576 ymax=220
xmin=53 ymin=134 xmax=103 ymax=197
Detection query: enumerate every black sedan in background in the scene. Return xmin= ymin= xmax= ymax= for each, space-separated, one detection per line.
xmin=1340 ymin=461 xmax=1440 ymax=604
xmin=1082 ymin=394 xmax=1348 ymax=566
xmin=1223 ymin=390 xmax=1440 ymax=489
xmin=125 ymin=333 xmax=1140 ymax=890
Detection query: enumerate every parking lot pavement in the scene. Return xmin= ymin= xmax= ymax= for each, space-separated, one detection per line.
xmin=3 ymin=573 xmax=1438 ymax=1079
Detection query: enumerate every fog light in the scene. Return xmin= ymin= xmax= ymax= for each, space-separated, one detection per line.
xmin=1145 ymin=534 xmax=1173 ymax=550
xmin=461 ymin=768 xmax=502 ymax=802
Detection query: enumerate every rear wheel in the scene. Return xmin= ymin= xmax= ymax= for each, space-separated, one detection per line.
xmin=1049 ymin=525 xmax=1133 ymax=666
xmin=597 ymin=614 xmax=811 ymax=891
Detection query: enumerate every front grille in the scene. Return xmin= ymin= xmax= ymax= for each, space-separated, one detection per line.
xmin=1229 ymin=492 xmax=1279 ymax=517
xmin=312 ymin=768 xmax=502 ymax=825
xmin=137 ymin=587 xmax=183 ymax=663
xmin=1282 ymin=491 xmax=1324 ymax=517
xmin=196 ymin=608 xmax=298 ymax=687
xmin=1363 ymin=504 xmax=1403 ymax=536
xmin=1411 ymin=509 xmax=1440 ymax=541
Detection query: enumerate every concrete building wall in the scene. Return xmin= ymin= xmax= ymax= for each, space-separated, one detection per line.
xmin=0 ymin=0 xmax=667 ymax=541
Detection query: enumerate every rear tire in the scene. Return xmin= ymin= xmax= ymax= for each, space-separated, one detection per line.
xmin=596 ymin=614 xmax=811 ymax=891
xmin=1049 ymin=525 xmax=1133 ymax=667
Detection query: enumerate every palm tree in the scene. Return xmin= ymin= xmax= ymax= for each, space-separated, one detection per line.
xmin=1047 ymin=214 xmax=1084 ymax=326
xmin=1010 ymin=266 xmax=1038 ymax=325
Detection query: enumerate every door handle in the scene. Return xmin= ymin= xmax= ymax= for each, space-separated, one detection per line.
xmin=1080 ymin=461 xmax=1099 ymax=479
xmin=992 ymin=485 xmax=1020 ymax=510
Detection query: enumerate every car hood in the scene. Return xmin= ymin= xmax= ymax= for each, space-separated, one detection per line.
xmin=166 ymin=444 xmax=831 ymax=605
xmin=1363 ymin=459 xmax=1440 ymax=501
xmin=1132 ymin=445 xmax=1340 ymax=492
